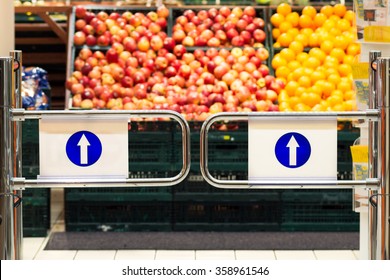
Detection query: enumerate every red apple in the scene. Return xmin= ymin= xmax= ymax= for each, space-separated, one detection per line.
xmin=73 ymin=31 xmax=86 ymax=46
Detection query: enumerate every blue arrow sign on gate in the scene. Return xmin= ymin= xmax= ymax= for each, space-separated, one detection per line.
xmin=66 ymin=131 xmax=102 ymax=167
xmin=274 ymin=132 xmax=311 ymax=168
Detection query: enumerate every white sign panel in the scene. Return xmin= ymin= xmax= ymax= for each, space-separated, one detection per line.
xmin=248 ymin=117 xmax=337 ymax=182
xmin=39 ymin=116 xmax=128 ymax=179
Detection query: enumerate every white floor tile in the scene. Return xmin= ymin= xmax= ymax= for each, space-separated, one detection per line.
xmin=274 ymin=250 xmax=316 ymax=260
xmin=35 ymin=250 xmax=77 ymax=260
xmin=314 ymin=250 xmax=358 ymax=260
xmin=22 ymin=238 xmax=46 ymax=260
xmin=115 ymin=250 xmax=156 ymax=260
xmin=155 ymin=250 xmax=195 ymax=260
xmin=74 ymin=250 xmax=116 ymax=260
xmin=235 ymin=250 xmax=276 ymax=260
xmin=195 ymin=250 xmax=236 ymax=260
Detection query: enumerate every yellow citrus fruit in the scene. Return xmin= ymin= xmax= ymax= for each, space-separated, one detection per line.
xmin=337 ymin=80 xmax=352 ymax=92
xmin=303 ymin=56 xmax=321 ymax=69
xmin=344 ymin=90 xmax=356 ymax=101
xmin=277 ymin=33 xmax=294 ymax=47
xmin=285 ymin=12 xmax=300 ymax=27
xmin=286 ymin=28 xmax=300 ymax=39
xmin=275 ymin=65 xmax=290 ymax=79
xmin=298 ymin=75 xmax=312 ymax=87
xmin=343 ymin=10 xmax=356 ymax=24
xmin=327 ymin=73 xmax=341 ymax=85
xmin=313 ymin=13 xmax=327 ymax=28
xmin=272 ymin=28 xmax=281 ymax=39
xmin=289 ymin=96 xmax=301 ymax=107
xmin=270 ymin=13 xmax=285 ymax=27
xmin=344 ymin=100 xmax=357 ymax=111
xmin=287 ymin=60 xmax=301 ymax=71
xmin=272 ymin=53 xmax=288 ymax=69
xmin=343 ymin=54 xmax=356 ymax=65
xmin=285 ymin=80 xmax=300 ymax=96
xmin=308 ymin=47 xmax=326 ymax=63
xmin=277 ymin=3 xmax=292 ymax=16
xmin=310 ymin=70 xmax=326 ymax=83
xmin=333 ymin=35 xmax=349 ymax=50
xmin=329 ymin=48 xmax=346 ymax=63
xmin=320 ymin=5 xmax=334 ymax=17
xmin=289 ymin=40 xmax=304 ymax=54
xmin=299 ymin=14 xmax=313 ymax=29
xmin=292 ymin=67 xmax=305 ymax=81
xmin=320 ymin=40 xmax=334 ymax=54
xmin=308 ymin=33 xmax=320 ymax=47
xmin=296 ymin=52 xmax=309 ymax=64
xmin=279 ymin=21 xmax=293 ymax=34
xmin=294 ymin=33 xmax=309 ymax=47
xmin=294 ymin=103 xmax=311 ymax=111
xmin=279 ymin=48 xmax=296 ymax=62
xmin=302 ymin=6 xmax=317 ymax=19
xmin=338 ymin=63 xmax=352 ymax=77
xmin=322 ymin=19 xmax=336 ymax=31
xmin=346 ymin=43 xmax=361 ymax=56
xmin=321 ymin=81 xmax=336 ymax=98
xmin=333 ymin=4 xmax=347 ymax=18
xmin=302 ymin=92 xmax=321 ymax=107
xmin=337 ymin=19 xmax=351 ymax=32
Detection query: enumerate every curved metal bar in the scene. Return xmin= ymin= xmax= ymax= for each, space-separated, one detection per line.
xmin=200 ymin=112 xmax=380 ymax=189
xmin=11 ymin=109 xmax=191 ymax=188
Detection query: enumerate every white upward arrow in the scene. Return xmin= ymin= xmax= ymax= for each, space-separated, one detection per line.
xmin=77 ymin=134 xmax=90 ymax=164
xmin=286 ymin=136 xmax=299 ymax=166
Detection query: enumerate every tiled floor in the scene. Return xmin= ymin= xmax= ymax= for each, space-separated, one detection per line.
xmin=20 ymin=188 xmax=361 ymax=260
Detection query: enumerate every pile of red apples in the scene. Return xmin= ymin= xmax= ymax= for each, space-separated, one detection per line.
xmin=67 ymin=5 xmax=281 ymax=120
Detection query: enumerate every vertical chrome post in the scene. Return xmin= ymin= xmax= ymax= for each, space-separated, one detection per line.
xmin=368 ymin=51 xmax=381 ymax=260
xmin=375 ymin=57 xmax=390 ymax=260
xmin=0 ymin=57 xmax=16 ymax=260
xmin=10 ymin=50 xmax=23 ymax=260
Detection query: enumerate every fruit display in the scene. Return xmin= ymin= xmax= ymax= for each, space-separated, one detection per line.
xmin=66 ymin=5 xmax=279 ymax=120
xmin=171 ymin=6 xmax=267 ymax=48
xmin=270 ymin=3 xmax=360 ymax=112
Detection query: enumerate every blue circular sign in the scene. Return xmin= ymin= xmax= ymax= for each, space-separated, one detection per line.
xmin=66 ymin=131 xmax=102 ymax=167
xmin=275 ymin=132 xmax=311 ymax=168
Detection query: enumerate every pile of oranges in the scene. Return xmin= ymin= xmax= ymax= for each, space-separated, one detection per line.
xmin=270 ymin=3 xmax=360 ymax=112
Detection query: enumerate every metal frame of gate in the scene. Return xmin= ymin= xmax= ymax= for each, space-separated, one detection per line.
xmin=1 ymin=53 xmax=191 ymax=260
xmin=199 ymin=54 xmax=389 ymax=260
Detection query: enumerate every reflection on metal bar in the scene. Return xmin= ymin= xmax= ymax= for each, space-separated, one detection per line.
xmin=200 ymin=112 xmax=380 ymax=190
xmin=368 ymin=50 xmax=381 ymax=260
xmin=0 ymin=57 xmax=16 ymax=260
xmin=11 ymin=109 xmax=191 ymax=189
xmin=375 ymin=57 xmax=390 ymax=260
xmin=10 ymin=50 xmax=23 ymax=261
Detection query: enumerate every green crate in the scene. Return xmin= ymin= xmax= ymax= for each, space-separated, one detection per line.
xmin=22 ymin=189 xmax=51 ymax=237
xmin=65 ymin=200 xmax=173 ymax=232
xmin=172 ymin=199 xmax=281 ymax=231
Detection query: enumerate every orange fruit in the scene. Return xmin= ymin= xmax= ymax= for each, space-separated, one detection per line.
xmin=287 ymin=60 xmax=301 ymax=71
xmin=344 ymin=10 xmax=356 ymax=24
xmin=343 ymin=54 xmax=356 ymax=65
xmin=344 ymin=90 xmax=356 ymax=101
xmin=272 ymin=53 xmax=288 ymax=69
xmin=320 ymin=5 xmax=334 ymax=17
xmin=327 ymin=73 xmax=341 ymax=85
xmin=289 ymin=96 xmax=301 ymax=107
xmin=302 ymin=92 xmax=321 ymax=107
xmin=294 ymin=103 xmax=311 ymax=111
xmin=286 ymin=28 xmax=300 ymax=39
xmin=337 ymin=19 xmax=351 ymax=32
xmin=272 ymin=28 xmax=281 ymax=39
xmin=333 ymin=4 xmax=347 ymax=18
xmin=277 ymin=3 xmax=292 ymax=16
xmin=313 ymin=13 xmax=327 ymax=28
xmin=308 ymin=33 xmax=320 ymax=47
xmin=296 ymin=52 xmax=309 ymax=64
xmin=346 ymin=43 xmax=361 ymax=56
xmin=320 ymin=40 xmax=334 ymax=54
xmin=303 ymin=56 xmax=321 ymax=69
xmin=309 ymin=47 xmax=326 ymax=63
xmin=285 ymin=80 xmax=300 ymax=96
xmin=294 ymin=33 xmax=309 ymax=47
xmin=275 ymin=65 xmax=291 ymax=79
xmin=270 ymin=13 xmax=285 ymax=28
xmin=298 ymin=75 xmax=312 ymax=87
xmin=278 ymin=101 xmax=292 ymax=111
xmin=322 ymin=19 xmax=336 ymax=31
xmin=321 ymin=81 xmax=336 ymax=98
xmin=333 ymin=35 xmax=349 ymax=50
xmin=299 ymin=14 xmax=313 ymax=28
xmin=302 ymin=6 xmax=317 ymax=19
xmin=310 ymin=70 xmax=326 ymax=83
xmin=344 ymin=100 xmax=357 ymax=111
xmin=338 ymin=64 xmax=352 ymax=77
xmin=289 ymin=40 xmax=304 ymax=54
xmin=277 ymin=33 xmax=293 ymax=47
xmin=329 ymin=48 xmax=346 ymax=63
xmin=279 ymin=48 xmax=296 ymax=62
xmin=285 ymin=12 xmax=300 ymax=27
xmin=279 ymin=21 xmax=293 ymax=34
xmin=292 ymin=67 xmax=306 ymax=81
xmin=337 ymin=80 xmax=352 ymax=92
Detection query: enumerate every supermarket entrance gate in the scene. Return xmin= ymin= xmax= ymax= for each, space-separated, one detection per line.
xmin=1 ymin=52 xmax=389 ymax=260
